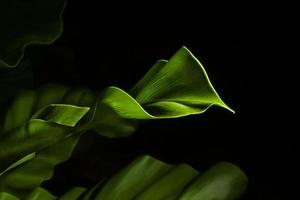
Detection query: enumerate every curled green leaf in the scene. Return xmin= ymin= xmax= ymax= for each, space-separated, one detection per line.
xmin=90 ymin=46 xmax=234 ymax=137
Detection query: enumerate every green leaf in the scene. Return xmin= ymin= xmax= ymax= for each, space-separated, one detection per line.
xmin=134 ymin=164 xmax=199 ymax=200
xmin=178 ymin=162 xmax=248 ymax=200
xmin=32 ymin=104 xmax=90 ymax=127
xmin=0 ymin=83 xmax=93 ymax=137
xmin=89 ymin=90 xmax=139 ymax=138
xmin=90 ymin=46 xmax=234 ymax=137
xmin=0 ymin=135 xmax=81 ymax=198
xmin=24 ymin=187 xmax=56 ymax=200
xmin=0 ymin=119 xmax=76 ymax=172
xmin=131 ymin=47 xmax=234 ymax=114
xmin=0 ymin=85 xmax=92 ymax=197
xmin=0 ymin=153 xmax=35 ymax=177
xmin=95 ymin=156 xmax=247 ymax=200
xmin=58 ymin=187 xmax=87 ymax=200
xmin=94 ymin=155 xmax=173 ymax=199
xmin=0 ymin=0 xmax=66 ymax=68
xmin=1 ymin=47 xmax=233 ymax=139
xmin=1 ymin=90 xmax=37 ymax=135
xmin=0 ymin=101 xmax=89 ymax=172
xmin=0 ymin=192 xmax=19 ymax=200
xmin=95 ymin=47 xmax=233 ymax=119
xmin=0 ymin=47 xmax=236 ymax=197
xmin=0 ymin=156 xmax=247 ymax=200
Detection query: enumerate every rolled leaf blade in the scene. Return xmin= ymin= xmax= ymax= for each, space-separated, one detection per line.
xmin=91 ymin=47 xmax=234 ymax=137
xmin=130 ymin=46 xmax=234 ymax=114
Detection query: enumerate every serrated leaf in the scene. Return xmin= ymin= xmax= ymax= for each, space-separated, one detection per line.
xmin=0 ymin=0 xmax=66 ymax=68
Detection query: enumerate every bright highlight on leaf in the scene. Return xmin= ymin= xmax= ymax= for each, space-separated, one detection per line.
xmin=32 ymin=104 xmax=90 ymax=127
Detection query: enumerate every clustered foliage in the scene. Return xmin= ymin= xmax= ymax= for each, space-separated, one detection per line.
xmin=0 ymin=0 xmax=247 ymax=199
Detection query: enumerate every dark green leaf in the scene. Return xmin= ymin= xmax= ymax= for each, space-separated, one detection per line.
xmin=0 ymin=47 xmax=236 ymax=198
xmin=0 ymin=119 xmax=72 ymax=172
xmin=178 ymin=162 xmax=248 ymax=200
xmin=58 ymin=187 xmax=87 ymax=200
xmin=94 ymin=155 xmax=173 ymax=199
xmin=0 ymin=192 xmax=19 ymax=200
xmin=0 ymin=156 xmax=247 ymax=200
xmin=0 ymin=0 xmax=66 ymax=68
xmin=0 ymin=135 xmax=81 ymax=198
xmin=134 ymin=164 xmax=199 ymax=200
xmin=0 ymin=85 xmax=92 ymax=197
xmin=95 ymin=156 xmax=247 ymax=200
xmin=24 ymin=187 xmax=56 ymax=200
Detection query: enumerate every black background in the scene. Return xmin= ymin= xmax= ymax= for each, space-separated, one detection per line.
xmin=1 ymin=1 xmax=296 ymax=199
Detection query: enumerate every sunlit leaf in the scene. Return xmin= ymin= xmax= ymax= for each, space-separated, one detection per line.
xmin=90 ymin=47 xmax=234 ymax=137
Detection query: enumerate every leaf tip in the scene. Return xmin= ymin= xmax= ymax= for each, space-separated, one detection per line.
xmin=218 ymin=102 xmax=235 ymax=114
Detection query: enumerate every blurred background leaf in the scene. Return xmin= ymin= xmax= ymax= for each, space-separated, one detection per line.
xmin=0 ymin=155 xmax=247 ymax=200
xmin=0 ymin=0 xmax=66 ymax=68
